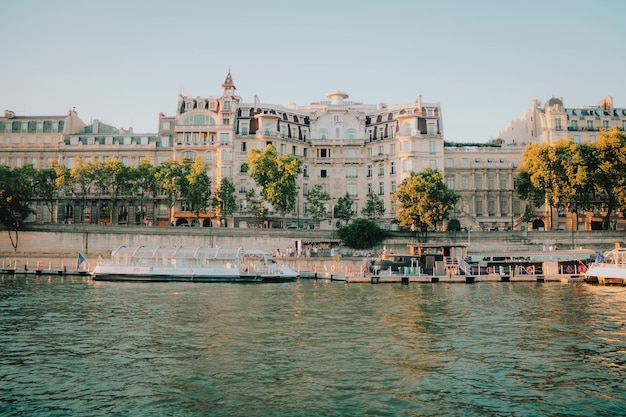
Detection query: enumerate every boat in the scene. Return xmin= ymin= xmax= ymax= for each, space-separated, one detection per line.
xmin=584 ymin=247 xmax=626 ymax=286
xmin=91 ymin=246 xmax=299 ymax=282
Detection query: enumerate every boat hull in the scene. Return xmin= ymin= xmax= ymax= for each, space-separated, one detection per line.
xmin=92 ymin=273 xmax=296 ymax=283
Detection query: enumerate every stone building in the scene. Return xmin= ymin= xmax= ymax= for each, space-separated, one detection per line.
xmin=2 ymin=71 xmax=624 ymax=231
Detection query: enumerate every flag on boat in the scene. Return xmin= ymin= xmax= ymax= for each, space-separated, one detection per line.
xmin=594 ymin=253 xmax=604 ymax=265
xmin=574 ymin=256 xmax=587 ymax=273
xmin=77 ymin=253 xmax=86 ymax=269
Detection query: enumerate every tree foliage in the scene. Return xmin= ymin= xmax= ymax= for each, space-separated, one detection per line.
xmin=337 ymin=218 xmax=387 ymax=250
xmin=304 ymin=184 xmax=330 ymax=225
xmin=185 ymin=157 xmax=212 ymax=225
xmin=155 ymin=158 xmax=191 ymax=223
xmin=334 ymin=192 xmax=354 ymax=225
xmin=516 ymin=127 xmax=626 ymax=230
xmin=0 ymin=165 xmax=35 ymax=251
xmin=391 ymin=168 xmax=458 ymax=241
xmin=247 ymin=145 xmax=302 ymax=227
xmin=215 ymin=177 xmax=237 ymax=220
xmin=361 ymin=192 xmax=386 ymax=220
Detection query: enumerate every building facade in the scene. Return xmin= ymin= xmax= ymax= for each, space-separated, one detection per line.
xmin=2 ymin=72 xmax=624 ymax=231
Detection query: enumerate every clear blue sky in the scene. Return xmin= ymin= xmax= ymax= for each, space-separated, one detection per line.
xmin=2 ymin=0 xmax=625 ymax=142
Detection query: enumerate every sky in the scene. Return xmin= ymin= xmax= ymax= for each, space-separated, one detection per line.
xmin=2 ymin=0 xmax=626 ymax=143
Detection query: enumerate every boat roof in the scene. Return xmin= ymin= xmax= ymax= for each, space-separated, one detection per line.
xmin=111 ymin=246 xmax=270 ymax=260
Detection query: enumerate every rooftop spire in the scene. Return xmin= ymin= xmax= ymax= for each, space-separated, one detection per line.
xmin=222 ymin=68 xmax=236 ymax=91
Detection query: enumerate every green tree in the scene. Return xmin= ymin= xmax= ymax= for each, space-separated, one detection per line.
xmin=247 ymin=145 xmax=302 ymax=228
xmin=132 ymin=157 xmax=158 ymax=225
xmin=0 ymin=165 xmax=35 ymax=251
xmin=337 ymin=218 xmax=387 ymax=250
xmin=69 ymin=157 xmax=99 ymax=223
xmin=155 ymin=158 xmax=190 ymax=225
xmin=305 ymin=184 xmax=330 ymax=226
xmin=361 ymin=192 xmax=386 ymax=220
xmin=32 ymin=166 xmax=60 ymax=223
xmin=334 ymin=192 xmax=354 ymax=225
xmin=244 ymin=189 xmax=267 ymax=227
xmin=96 ymin=158 xmax=132 ymax=224
xmin=185 ymin=157 xmax=212 ymax=226
xmin=214 ymin=177 xmax=237 ymax=224
xmin=391 ymin=168 xmax=458 ymax=242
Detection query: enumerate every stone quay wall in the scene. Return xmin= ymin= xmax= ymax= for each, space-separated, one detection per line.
xmin=0 ymin=224 xmax=623 ymax=273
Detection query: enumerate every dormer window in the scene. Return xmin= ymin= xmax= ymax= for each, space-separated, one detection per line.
xmin=223 ymin=100 xmax=231 ymax=111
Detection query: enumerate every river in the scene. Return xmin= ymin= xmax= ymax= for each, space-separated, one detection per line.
xmin=1 ymin=275 xmax=625 ymax=416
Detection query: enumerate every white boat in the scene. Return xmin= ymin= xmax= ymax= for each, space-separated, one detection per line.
xmin=91 ymin=246 xmax=299 ymax=282
xmin=584 ymin=247 xmax=626 ymax=286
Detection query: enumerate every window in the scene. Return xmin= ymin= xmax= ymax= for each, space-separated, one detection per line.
xmin=462 ymin=157 xmax=469 ymax=168
xmin=427 ymin=123 xmax=436 ymax=135
xmin=367 ymin=165 xmax=372 ymax=177
xmin=475 ymin=158 xmax=482 ymax=168
xmin=429 ymin=160 xmax=436 ymax=169
xmin=403 ymin=160 xmax=411 ymax=172
xmin=347 ymin=128 xmax=355 ymax=139
xmin=222 ymin=117 xmax=230 ymax=125
xmin=501 ymin=198 xmax=509 ymax=216
xmin=320 ymin=129 xmax=327 ymax=139
xmin=346 ymin=166 xmax=357 ymax=178
xmin=403 ymin=141 xmax=411 ymax=151
xmin=318 ymin=148 xmax=331 ymax=158
xmin=487 ymin=175 xmax=494 ymax=189
xmin=220 ymin=133 xmax=229 ymax=145
xmin=162 ymin=121 xmax=171 ymax=130
xmin=500 ymin=176 xmax=507 ymax=189
xmin=475 ymin=199 xmax=483 ymax=216
xmin=240 ymin=142 xmax=247 ymax=152
xmin=429 ymin=141 xmax=436 ymax=153
xmin=241 ymin=109 xmax=250 ymax=117
xmin=223 ymin=100 xmax=231 ymax=110
xmin=239 ymin=180 xmax=246 ymax=193
xmin=367 ymin=183 xmax=373 ymax=193
xmin=344 ymin=148 xmax=356 ymax=158
xmin=303 ymin=165 xmax=308 ymax=177
xmin=346 ymin=184 xmax=357 ymax=197
xmin=303 ymin=148 xmax=308 ymax=157
xmin=182 ymin=151 xmax=196 ymax=160
xmin=378 ymin=164 xmax=384 ymax=176
xmin=221 ymin=150 xmax=231 ymax=160
xmin=587 ymin=120 xmax=593 ymax=129
xmin=603 ymin=120 xmax=609 ymax=129
xmin=488 ymin=199 xmax=495 ymax=216
xmin=555 ymin=118 xmax=561 ymax=129
xmin=571 ymin=120 xmax=578 ymax=130
xmin=389 ymin=143 xmax=395 ymax=154
xmin=292 ymin=146 xmax=296 ymax=155
xmin=427 ymin=108 xmax=434 ymax=117
xmin=378 ymin=145 xmax=383 ymax=155
xmin=462 ymin=176 xmax=469 ymax=190
xmin=499 ymin=159 xmax=506 ymax=168
xmin=390 ymin=162 xmax=395 ymax=174
xmin=390 ymin=180 xmax=396 ymax=193
xmin=487 ymin=159 xmax=493 ymax=168
xmin=280 ymin=144 xmax=286 ymax=154
xmin=475 ymin=175 xmax=482 ymax=189
xmin=573 ymin=135 xmax=581 ymax=144
xmin=333 ymin=114 xmax=342 ymax=123
xmin=220 ymin=167 xmax=231 ymax=177
xmin=378 ymin=182 xmax=384 ymax=195
xmin=319 ymin=168 xmax=328 ymax=178
xmin=205 ymin=152 xmax=213 ymax=162
xmin=446 ymin=158 xmax=453 ymax=168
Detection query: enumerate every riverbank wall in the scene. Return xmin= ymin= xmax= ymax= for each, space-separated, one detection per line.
xmin=1 ymin=225 xmax=623 ymax=271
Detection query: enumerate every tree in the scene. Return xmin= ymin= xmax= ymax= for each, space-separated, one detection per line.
xmin=337 ymin=218 xmax=387 ymax=250
xmin=214 ymin=177 xmax=237 ymax=224
xmin=361 ymin=192 xmax=386 ymax=220
xmin=155 ymin=158 xmax=190 ymax=225
xmin=391 ymin=168 xmax=458 ymax=242
xmin=33 ymin=166 xmax=61 ymax=223
xmin=247 ymin=145 xmax=302 ymax=228
xmin=305 ymin=184 xmax=330 ymax=226
xmin=68 ymin=157 xmax=99 ymax=223
xmin=244 ymin=189 xmax=267 ymax=227
xmin=132 ymin=157 xmax=158 ymax=225
xmin=96 ymin=158 xmax=132 ymax=224
xmin=334 ymin=192 xmax=354 ymax=226
xmin=0 ymin=165 xmax=35 ymax=252
xmin=586 ymin=127 xmax=626 ymax=229
xmin=185 ymin=157 xmax=212 ymax=226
